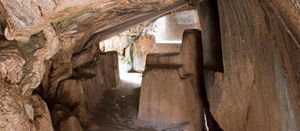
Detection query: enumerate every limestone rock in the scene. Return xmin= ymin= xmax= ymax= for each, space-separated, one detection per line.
xmin=72 ymin=50 xmax=94 ymax=68
xmin=32 ymin=95 xmax=54 ymax=131
xmin=0 ymin=0 xmax=192 ymax=130
xmin=57 ymin=79 xmax=84 ymax=108
xmin=51 ymin=50 xmax=120 ymax=129
xmin=138 ymin=29 xmax=203 ymax=131
xmin=0 ymin=87 xmax=32 ymax=131
xmin=99 ymin=32 xmax=130 ymax=53
xmin=197 ymin=0 xmax=223 ymax=71
xmin=1 ymin=0 xmax=46 ymax=41
xmin=50 ymin=104 xmax=70 ymax=128
xmin=138 ymin=68 xmax=202 ymax=131
xmin=133 ymin=35 xmax=180 ymax=72
xmin=56 ymin=79 xmax=89 ymax=127
xmin=59 ymin=116 xmax=83 ymax=131
xmin=81 ymin=51 xmax=120 ymax=112
xmin=0 ymin=46 xmax=31 ymax=131
xmin=197 ymin=0 xmax=300 ymax=130
xmin=2 ymin=0 xmax=299 ymax=130
xmin=72 ymin=104 xmax=89 ymax=128
xmin=101 ymin=51 xmax=120 ymax=89
xmin=145 ymin=52 xmax=181 ymax=66
xmin=0 ymin=47 xmax=25 ymax=84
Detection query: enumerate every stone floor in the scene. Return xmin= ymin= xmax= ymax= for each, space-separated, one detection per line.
xmin=89 ymin=72 xmax=155 ymax=131
xmin=89 ymin=72 xmax=186 ymax=131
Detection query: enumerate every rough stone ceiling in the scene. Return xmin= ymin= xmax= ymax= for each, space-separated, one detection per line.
xmin=1 ymin=0 xmax=192 ymax=42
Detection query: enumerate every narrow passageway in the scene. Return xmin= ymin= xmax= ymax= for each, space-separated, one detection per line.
xmin=2 ymin=1 xmax=300 ymax=131
xmin=88 ymin=9 xmax=202 ymax=131
xmin=90 ymin=72 xmax=157 ymax=131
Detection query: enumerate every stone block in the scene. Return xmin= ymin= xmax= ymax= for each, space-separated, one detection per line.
xmin=138 ymin=29 xmax=203 ymax=131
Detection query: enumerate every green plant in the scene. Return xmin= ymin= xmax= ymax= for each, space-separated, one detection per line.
xmin=121 ymin=57 xmax=131 ymax=65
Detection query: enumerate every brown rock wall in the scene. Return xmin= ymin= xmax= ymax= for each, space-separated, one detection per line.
xmin=133 ymin=35 xmax=181 ymax=72
xmin=138 ymin=29 xmax=203 ymax=131
xmin=196 ymin=0 xmax=300 ymax=130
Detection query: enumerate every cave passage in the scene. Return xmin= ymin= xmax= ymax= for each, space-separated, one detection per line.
xmin=91 ymin=9 xmax=202 ymax=130
xmin=1 ymin=0 xmax=298 ymax=131
xmin=90 ymin=72 xmax=145 ymax=130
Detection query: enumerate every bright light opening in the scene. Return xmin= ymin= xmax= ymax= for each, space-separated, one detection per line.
xmin=146 ymin=10 xmax=200 ymax=44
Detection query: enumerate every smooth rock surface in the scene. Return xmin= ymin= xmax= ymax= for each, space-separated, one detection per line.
xmin=196 ymin=0 xmax=300 ymax=130
xmin=138 ymin=29 xmax=203 ymax=131
xmin=133 ymin=35 xmax=180 ymax=72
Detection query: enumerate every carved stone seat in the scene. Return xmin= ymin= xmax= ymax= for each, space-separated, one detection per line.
xmin=138 ymin=29 xmax=204 ymax=131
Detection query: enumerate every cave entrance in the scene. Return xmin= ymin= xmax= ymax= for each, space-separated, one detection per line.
xmin=94 ymin=9 xmax=200 ymax=130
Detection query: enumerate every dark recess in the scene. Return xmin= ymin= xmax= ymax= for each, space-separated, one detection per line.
xmin=198 ymin=0 xmax=223 ymax=130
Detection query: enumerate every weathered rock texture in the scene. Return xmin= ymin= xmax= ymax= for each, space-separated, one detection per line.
xmin=147 ymin=10 xmax=200 ymax=44
xmin=1 ymin=0 xmax=299 ymax=130
xmin=138 ymin=29 xmax=203 ymax=131
xmin=0 ymin=29 xmax=58 ymax=131
xmin=32 ymin=94 xmax=54 ymax=131
xmin=99 ymin=23 xmax=182 ymax=72
xmin=59 ymin=116 xmax=84 ymax=131
xmin=196 ymin=0 xmax=223 ymax=72
xmin=99 ymin=32 xmax=130 ymax=55
xmin=133 ymin=35 xmax=181 ymax=72
xmin=195 ymin=0 xmax=300 ymax=130
xmin=45 ymin=50 xmax=120 ymax=130
xmin=0 ymin=0 xmax=190 ymax=130
xmin=131 ymin=9 xmax=200 ymax=72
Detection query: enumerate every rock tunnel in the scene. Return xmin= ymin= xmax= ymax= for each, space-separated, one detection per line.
xmin=0 ymin=0 xmax=300 ymax=131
